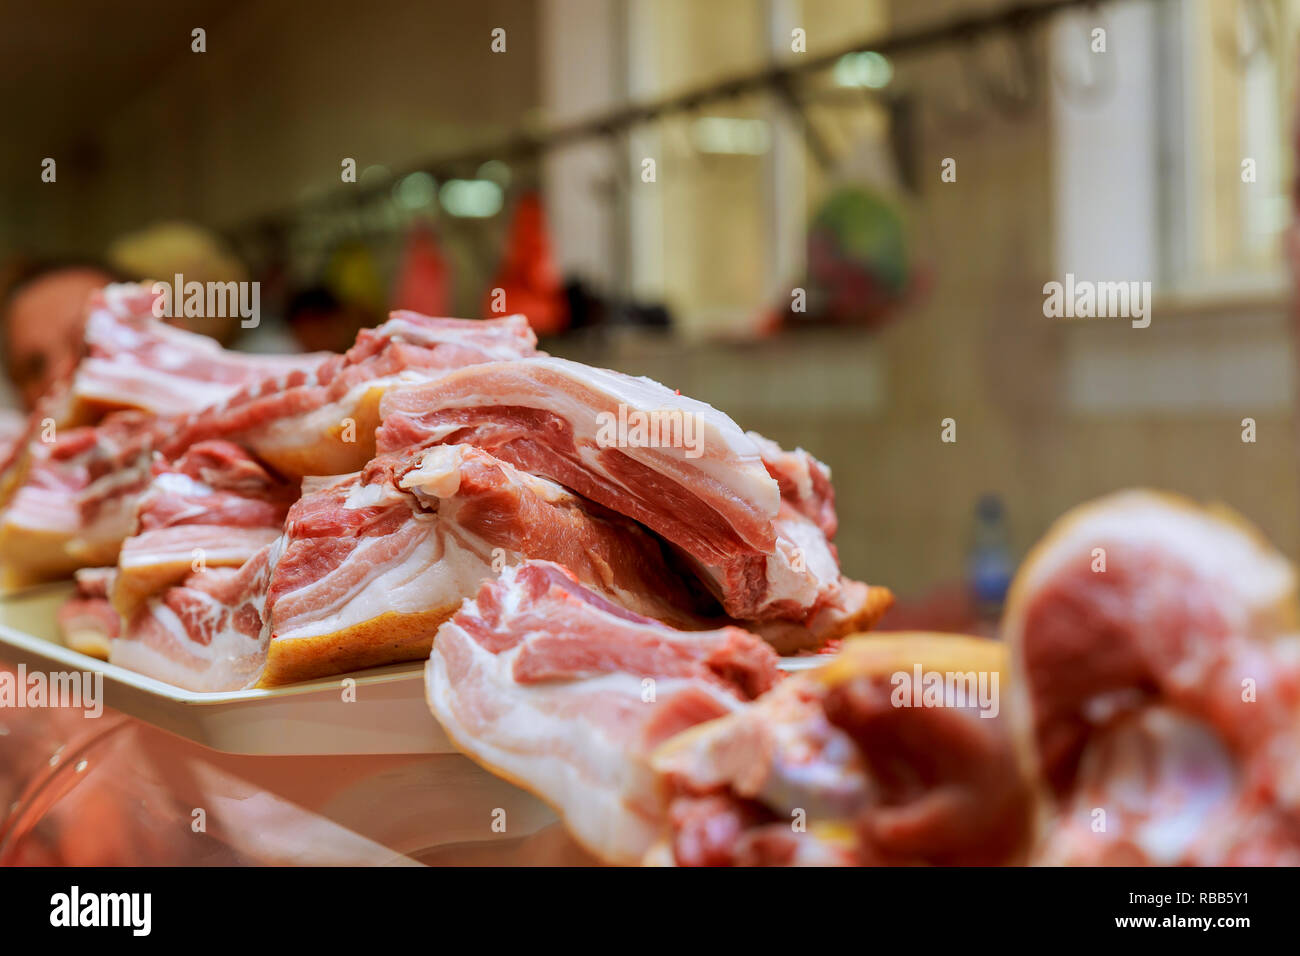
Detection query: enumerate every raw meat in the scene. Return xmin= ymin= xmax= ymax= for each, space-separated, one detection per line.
xmin=60 ymin=283 xmax=326 ymax=425
xmin=650 ymin=633 xmax=1032 ymax=866
xmin=426 ymin=560 xmax=784 ymax=864
xmin=0 ymin=308 xmax=534 ymax=586
xmin=112 ymin=440 xmax=296 ymax=620
xmin=109 ymin=539 xmax=278 ymax=693
xmin=261 ymin=444 xmax=708 ymax=686
xmin=1034 ymin=705 xmax=1300 ymax=866
xmin=1003 ymin=490 xmax=1300 ymax=864
xmin=378 ymin=357 xmax=881 ymax=635
xmin=746 ymin=430 xmax=837 ymax=539
xmin=163 ymin=311 xmax=539 ymax=478
xmin=0 ymin=411 xmax=161 ymax=585
xmin=56 ymin=567 xmax=119 ymax=659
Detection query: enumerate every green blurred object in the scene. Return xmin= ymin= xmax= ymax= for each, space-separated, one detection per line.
xmin=803 ymin=184 xmax=913 ymax=329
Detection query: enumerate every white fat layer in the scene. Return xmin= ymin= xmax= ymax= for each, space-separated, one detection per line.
xmin=411 ymin=356 xmax=780 ymax=527
xmin=110 ymin=592 xmax=268 ymax=692
xmin=402 ymin=444 xmax=571 ymax=504
xmin=119 ymin=527 xmax=279 ymax=569
xmin=149 ymin=471 xmax=215 ymax=498
xmin=763 ymin=514 xmax=840 ymax=609
xmin=427 ymin=619 xmax=744 ymax=865
xmin=273 ymin=526 xmax=495 ymax=640
xmin=75 ymin=361 xmax=240 ymax=409
xmin=253 ymin=372 xmax=421 ymax=450
xmin=342 ymin=479 xmax=404 ymax=509
xmin=381 ymin=314 xmax=532 ymax=359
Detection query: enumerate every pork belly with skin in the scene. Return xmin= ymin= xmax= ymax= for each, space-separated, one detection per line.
xmin=56 ymin=567 xmax=119 ymax=659
xmin=426 ymin=560 xmax=784 ymax=864
xmin=0 ymin=307 xmax=536 ymax=588
xmin=59 ymin=282 xmax=326 ymax=426
xmin=162 ymin=311 xmax=539 ymax=479
xmin=0 ymin=411 xmax=161 ymax=585
xmin=260 ymin=444 xmax=709 ymax=686
xmin=112 ymin=440 xmax=296 ymax=620
xmin=377 ymin=357 xmax=885 ymax=646
xmin=109 ymin=540 xmax=278 ymax=693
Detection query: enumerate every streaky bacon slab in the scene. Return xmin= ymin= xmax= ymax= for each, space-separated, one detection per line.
xmin=0 ymin=307 xmax=536 ymax=587
xmin=377 ymin=358 xmax=887 ymax=642
xmin=377 ymin=357 xmax=787 ymax=617
xmin=112 ymin=440 xmax=296 ymax=619
xmin=62 ymin=283 xmax=327 ymax=425
xmin=426 ymin=559 xmax=783 ymax=864
xmin=261 ymin=443 xmax=709 ymax=686
xmin=163 ymin=311 xmax=540 ymax=478
xmin=57 ymin=567 xmax=119 ymax=659
xmin=0 ymin=411 xmax=161 ymax=585
xmin=109 ymin=539 xmax=278 ymax=693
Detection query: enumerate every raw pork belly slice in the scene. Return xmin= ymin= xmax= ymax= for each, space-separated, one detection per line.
xmin=262 ymin=444 xmax=706 ymax=686
xmin=649 ymin=633 xmax=1032 ymax=866
xmin=378 ymin=358 xmax=885 ymax=639
xmin=377 ymin=357 xmax=785 ymax=617
xmin=743 ymin=502 xmax=893 ymax=653
xmin=746 ymin=430 xmax=838 ymax=539
xmin=0 ymin=411 xmax=161 ymax=585
xmin=743 ymin=430 xmax=893 ymax=649
xmin=109 ymin=539 xmax=277 ymax=693
xmin=426 ymin=560 xmax=784 ymax=864
xmin=61 ymin=283 xmax=326 ymax=425
xmin=163 ymin=311 xmax=539 ymax=478
xmin=0 ymin=309 xmax=531 ymax=586
xmin=113 ymin=441 xmax=295 ymax=619
xmin=1004 ymin=490 xmax=1300 ymax=865
xmin=57 ymin=567 xmax=120 ymax=659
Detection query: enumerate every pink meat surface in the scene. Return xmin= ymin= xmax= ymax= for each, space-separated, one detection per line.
xmin=261 ymin=443 xmax=709 ymax=685
xmin=378 ymin=358 xmax=882 ymax=639
xmin=378 ymin=357 xmax=790 ymax=616
xmin=113 ymin=440 xmax=296 ymax=618
xmin=57 ymin=567 xmax=121 ymax=657
xmin=64 ymin=283 xmax=326 ymax=423
xmin=426 ymin=560 xmax=784 ymax=864
xmin=162 ymin=311 xmax=539 ymax=478
xmin=1006 ymin=492 xmax=1300 ymax=864
xmin=110 ymin=540 xmax=277 ymax=692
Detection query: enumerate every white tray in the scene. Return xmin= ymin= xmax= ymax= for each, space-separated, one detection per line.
xmin=0 ymin=583 xmax=828 ymax=757
xmin=0 ymin=583 xmax=448 ymax=756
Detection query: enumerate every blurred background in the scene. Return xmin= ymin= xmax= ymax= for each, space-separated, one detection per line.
xmin=1 ymin=0 xmax=1297 ymax=631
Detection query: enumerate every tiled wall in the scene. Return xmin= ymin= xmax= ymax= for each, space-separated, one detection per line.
xmin=554 ymin=8 xmax=1300 ymax=598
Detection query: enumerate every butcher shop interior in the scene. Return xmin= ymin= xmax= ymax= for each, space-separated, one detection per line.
xmin=1 ymin=0 xmax=1299 ymax=889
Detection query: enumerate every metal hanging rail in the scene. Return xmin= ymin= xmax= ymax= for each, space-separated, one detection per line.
xmin=235 ymin=0 xmax=1118 ymax=239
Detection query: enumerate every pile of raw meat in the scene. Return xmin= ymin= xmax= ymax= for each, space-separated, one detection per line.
xmin=425 ymin=491 xmax=1300 ymax=865
xmin=1 ymin=283 xmax=890 ymax=691
xmin=8 ymin=285 xmax=1300 ymax=866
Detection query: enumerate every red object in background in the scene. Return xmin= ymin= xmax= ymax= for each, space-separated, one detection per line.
xmin=483 ymin=192 xmax=569 ymax=336
xmin=392 ymin=221 xmax=453 ymax=318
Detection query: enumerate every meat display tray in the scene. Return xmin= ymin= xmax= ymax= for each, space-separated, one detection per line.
xmin=0 ymin=583 xmax=825 ymax=757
